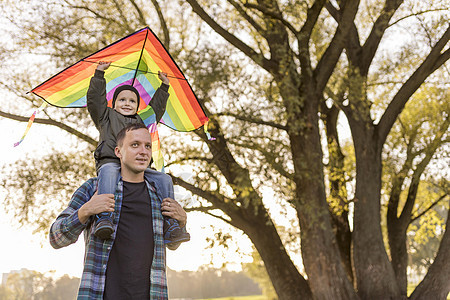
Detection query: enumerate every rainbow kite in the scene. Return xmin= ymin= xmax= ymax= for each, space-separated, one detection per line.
xmin=18 ymin=27 xmax=213 ymax=170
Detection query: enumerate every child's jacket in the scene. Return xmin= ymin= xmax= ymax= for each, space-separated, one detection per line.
xmin=87 ymin=69 xmax=169 ymax=171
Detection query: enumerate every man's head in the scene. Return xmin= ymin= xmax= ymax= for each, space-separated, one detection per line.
xmin=115 ymin=123 xmax=152 ymax=180
xmin=112 ymin=85 xmax=140 ymax=116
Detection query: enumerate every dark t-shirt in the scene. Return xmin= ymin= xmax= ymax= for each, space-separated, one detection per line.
xmin=104 ymin=181 xmax=155 ymax=300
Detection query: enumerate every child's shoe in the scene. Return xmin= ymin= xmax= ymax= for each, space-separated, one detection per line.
xmin=94 ymin=215 xmax=114 ymax=240
xmin=164 ymin=218 xmax=190 ymax=245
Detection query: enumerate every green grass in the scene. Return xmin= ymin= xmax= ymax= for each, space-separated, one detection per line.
xmin=408 ymin=285 xmax=450 ymax=299
xmin=199 ymin=295 xmax=267 ymax=300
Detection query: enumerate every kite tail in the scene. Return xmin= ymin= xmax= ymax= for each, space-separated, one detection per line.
xmin=14 ymin=102 xmax=48 ymax=147
xmin=149 ymin=122 xmax=165 ymax=172
xmin=204 ymin=120 xmax=216 ymax=141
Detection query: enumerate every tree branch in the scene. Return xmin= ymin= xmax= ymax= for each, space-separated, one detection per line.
xmin=314 ymin=0 xmax=360 ymax=93
xmin=215 ymin=112 xmax=287 ymax=130
xmin=0 ymin=110 xmax=97 ymax=146
xmin=128 ymin=0 xmax=147 ymax=27
xmin=401 ymin=117 xmax=450 ymax=221
xmin=410 ymin=194 xmax=448 ymax=224
xmin=388 ymin=8 xmax=450 ymax=28
xmin=360 ymin=0 xmax=404 ymax=75
xmin=298 ymin=0 xmax=326 ymax=40
xmin=409 ymin=197 xmax=450 ymax=299
xmin=185 ymin=205 xmax=214 ymax=213
xmin=149 ymin=0 xmax=171 ymax=48
xmin=164 ymin=156 xmax=213 ymax=167
xmin=227 ymin=0 xmax=266 ymax=34
xmin=377 ymin=26 xmax=450 ymax=145
xmin=185 ymin=0 xmax=276 ymax=73
xmin=243 ymin=1 xmax=298 ymax=35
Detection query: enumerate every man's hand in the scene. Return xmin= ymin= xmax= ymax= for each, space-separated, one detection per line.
xmin=158 ymin=71 xmax=170 ymax=85
xmin=161 ymin=198 xmax=187 ymax=227
xmin=78 ymin=192 xmax=115 ymax=224
xmin=97 ymin=61 xmax=111 ymax=72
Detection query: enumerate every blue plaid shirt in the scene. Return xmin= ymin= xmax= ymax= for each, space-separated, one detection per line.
xmin=49 ymin=177 xmax=169 ymax=299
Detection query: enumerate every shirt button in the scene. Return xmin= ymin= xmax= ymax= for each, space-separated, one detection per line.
xmin=103 ymin=264 xmax=107 ymax=269
xmin=107 ymin=247 xmax=111 ymax=250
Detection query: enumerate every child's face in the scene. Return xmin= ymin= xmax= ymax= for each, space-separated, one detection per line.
xmin=114 ymin=90 xmax=138 ymax=115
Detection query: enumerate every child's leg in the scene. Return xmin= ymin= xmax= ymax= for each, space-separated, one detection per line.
xmin=144 ymin=169 xmax=190 ymax=245
xmin=94 ymin=162 xmax=120 ymax=239
xmin=98 ymin=162 xmax=121 ymax=194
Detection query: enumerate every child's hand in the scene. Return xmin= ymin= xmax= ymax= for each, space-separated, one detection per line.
xmin=158 ymin=71 xmax=170 ymax=85
xmin=97 ymin=61 xmax=111 ymax=71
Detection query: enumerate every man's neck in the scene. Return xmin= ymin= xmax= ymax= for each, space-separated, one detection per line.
xmin=120 ymin=170 xmax=145 ymax=183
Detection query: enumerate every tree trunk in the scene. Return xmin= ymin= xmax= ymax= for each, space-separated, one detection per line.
xmin=244 ymin=211 xmax=313 ymax=299
xmin=410 ymin=202 xmax=450 ymax=299
xmin=352 ymin=128 xmax=401 ymax=299
xmin=387 ymin=217 xmax=408 ymax=296
xmin=199 ymin=117 xmax=312 ymax=299
xmin=323 ymin=105 xmax=353 ymax=282
xmin=290 ymin=89 xmax=357 ymax=299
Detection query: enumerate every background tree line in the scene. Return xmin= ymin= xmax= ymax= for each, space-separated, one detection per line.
xmin=0 ymin=0 xmax=448 ymax=299
xmin=0 ymin=268 xmax=262 ymax=299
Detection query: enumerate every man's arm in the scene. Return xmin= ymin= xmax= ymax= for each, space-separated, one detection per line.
xmin=49 ymin=179 xmax=96 ymax=249
xmin=49 ymin=179 xmax=115 ymax=249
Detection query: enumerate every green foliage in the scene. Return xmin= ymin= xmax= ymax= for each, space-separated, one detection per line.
xmin=1 ymin=149 xmax=95 ymax=233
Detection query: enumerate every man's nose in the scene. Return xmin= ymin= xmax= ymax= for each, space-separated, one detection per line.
xmin=137 ymin=145 xmax=150 ymax=153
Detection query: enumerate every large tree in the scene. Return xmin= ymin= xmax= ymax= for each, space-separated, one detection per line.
xmin=0 ymin=0 xmax=449 ymax=299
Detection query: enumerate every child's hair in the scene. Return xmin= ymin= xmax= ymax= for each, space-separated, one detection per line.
xmin=116 ymin=123 xmax=148 ymax=147
xmin=112 ymin=85 xmax=140 ymax=108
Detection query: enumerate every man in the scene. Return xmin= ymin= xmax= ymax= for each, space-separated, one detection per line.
xmin=49 ymin=123 xmax=187 ymax=299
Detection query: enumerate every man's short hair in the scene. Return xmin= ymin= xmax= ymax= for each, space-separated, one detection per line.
xmin=116 ymin=123 xmax=149 ymax=147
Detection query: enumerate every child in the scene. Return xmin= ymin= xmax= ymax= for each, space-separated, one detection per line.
xmin=87 ymin=61 xmax=190 ymax=245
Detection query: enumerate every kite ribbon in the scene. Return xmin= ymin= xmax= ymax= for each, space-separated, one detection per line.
xmin=14 ymin=102 xmax=48 ymax=147
xmin=149 ymin=122 xmax=165 ymax=172
xmin=204 ymin=120 xmax=216 ymax=141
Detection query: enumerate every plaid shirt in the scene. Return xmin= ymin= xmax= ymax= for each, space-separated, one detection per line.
xmin=49 ymin=177 xmax=168 ymax=299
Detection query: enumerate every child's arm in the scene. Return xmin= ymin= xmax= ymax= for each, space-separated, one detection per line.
xmin=86 ymin=62 xmax=111 ymax=127
xmin=150 ymin=71 xmax=171 ymax=123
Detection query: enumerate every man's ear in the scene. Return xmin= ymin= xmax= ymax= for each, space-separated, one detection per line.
xmin=115 ymin=146 xmax=122 ymax=158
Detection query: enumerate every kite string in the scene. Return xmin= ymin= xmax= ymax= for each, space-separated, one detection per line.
xmin=14 ymin=102 xmax=48 ymax=147
xmin=149 ymin=122 xmax=165 ymax=172
xmin=82 ymin=59 xmax=187 ymax=80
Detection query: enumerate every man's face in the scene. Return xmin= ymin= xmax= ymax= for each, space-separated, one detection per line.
xmin=115 ymin=128 xmax=152 ymax=175
xmin=114 ymin=90 xmax=138 ymax=115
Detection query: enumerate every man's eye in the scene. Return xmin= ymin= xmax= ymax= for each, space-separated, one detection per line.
xmin=132 ymin=143 xmax=138 ymax=147
xmin=145 ymin=145 xmax=151 ymax=149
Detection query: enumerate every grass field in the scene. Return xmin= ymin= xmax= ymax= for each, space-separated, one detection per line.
xmin=199 ymin=289 xmax=450 ymax=300
xmin=199 ymin=296 xmax=267 ymax=300
xmin=199 ymin=290 xmax=450 ymax=300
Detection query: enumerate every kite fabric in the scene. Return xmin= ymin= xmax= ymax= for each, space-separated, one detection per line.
xmin=18 ymin=26 xmax=213 ymax=170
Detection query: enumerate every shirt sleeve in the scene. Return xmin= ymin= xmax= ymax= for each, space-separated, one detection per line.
xmin=49 ymin=179 xmax=96 ymax=249
xmin=87 ymin=69 xmax=108 ymax=128
xmin=150 ymin=84 xmax=169 ymax=123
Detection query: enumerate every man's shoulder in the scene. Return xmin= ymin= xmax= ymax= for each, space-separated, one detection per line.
xmin=145 ymin=169 xmax=172 ymax=183
xmin=76 ymin=177 xmax=98 ymax=194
